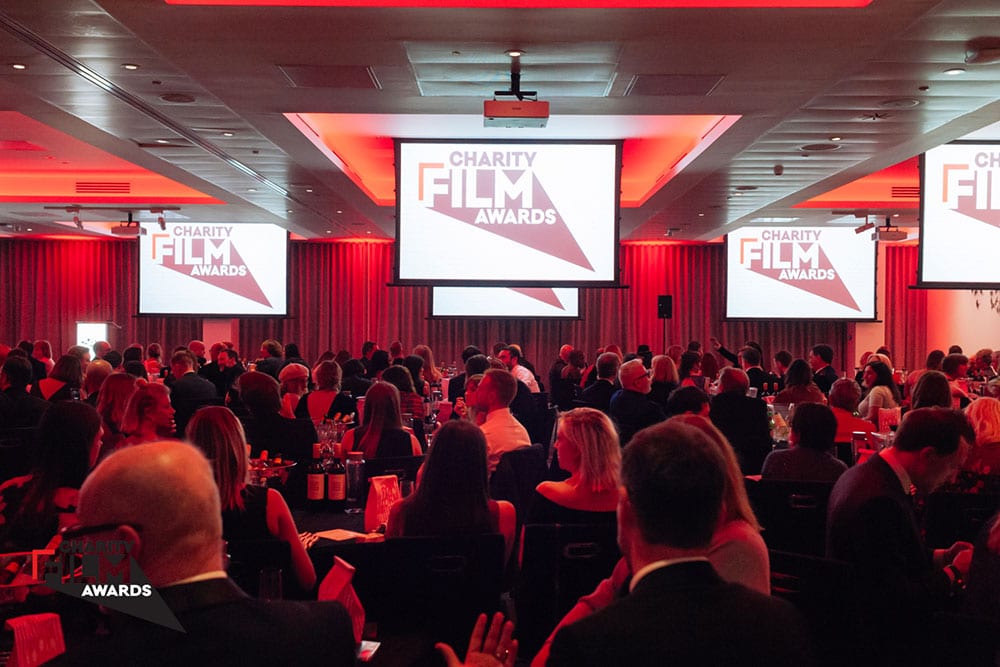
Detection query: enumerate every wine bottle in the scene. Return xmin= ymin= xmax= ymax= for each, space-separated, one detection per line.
xmin=327 ymin=455 xmax=346 ymax=512
xmin=306 ymin=443 xmax=326 ymax=510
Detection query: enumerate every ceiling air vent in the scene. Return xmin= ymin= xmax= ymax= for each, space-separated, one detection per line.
xmin=892 ymin=186 xmax=920 ymax=199
xmin=75 ymin=181 xmax=131 ymax=194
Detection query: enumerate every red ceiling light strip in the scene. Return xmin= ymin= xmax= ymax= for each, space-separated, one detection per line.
xmin=167 ymin=0 xmax=872 ymax=7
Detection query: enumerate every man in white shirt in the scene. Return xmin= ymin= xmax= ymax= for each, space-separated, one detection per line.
xmin=474 ymin=369 xmax=532 ymax=473
xmin=498 ymin=345 xmax=540 ymax=393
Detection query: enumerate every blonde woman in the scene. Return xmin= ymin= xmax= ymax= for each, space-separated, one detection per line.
xmin=648 ymin=354 xmax=680 ymax=411
xmin=412 ymin=344 xmax=443 ymax=386
xmin=95 ymin=373 xmax=138 ymax=459
xmin=186 ymin=406 xmax=315 ymax=593
xmin=525 ymin=408 xmax=620 ymax=524
xmin=120 ymin=382 xmax=175 ymax=446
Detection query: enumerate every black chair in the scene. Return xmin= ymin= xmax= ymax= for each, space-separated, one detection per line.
xmin=365 ymin=455 xmax=425 ymax=484
xmin=373 ymin=534 xmax=506 ymax=650
xmin=921 ymin=492 xmax=1000 ymax=548
xmin=490 ymin=444 xmax=547 ymax=525
xmin=768 ymin=549 xmax=860 ymax=667
xmin=745 ymin=478 xmax=835 ymax=556
xmin=515 ymin=523 xmax=620 ymax=657
xmin=0 ymin=427 xmax=36 ymax=479
xmin=225 ymin=538 xmax=295 ymax=598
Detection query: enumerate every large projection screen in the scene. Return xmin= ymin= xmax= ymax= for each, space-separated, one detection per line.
xmin=919 ymin=141 xmax=1000 ymax=288
xmin=395 ymin=140 xmax=620 ymax=286
xmin=726 ymin=226 xmax=877 ymax=320
xmin=138 ymin=222 xmax=288 ymax=316
xmin=431 ymin=286 xmax=580 ymax=319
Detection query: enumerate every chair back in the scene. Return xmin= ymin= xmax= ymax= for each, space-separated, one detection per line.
xmin=921 ymin=492 xmax=1000 ymax=548
xmin=745 ymin=478 xmax=835 ymax=556
xmin=0 ymin=427 xmax=36 ymax=479
xmin=489 ymin=444 xmax=547 ymax=523
xmin=225 ymin=538 xmax=294 ymax=598
xmin=364 ymin=455 xmax=424 ymax=484
xmin=515 ymin=522 xmax=620 ymax=656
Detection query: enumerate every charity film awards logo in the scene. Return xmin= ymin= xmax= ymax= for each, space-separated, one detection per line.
xmin=5 ymin=534 xmax=184 ymax=631
xmin=150 ymin=225 xmax=272 ymax=307
xmin=939 ymin=148 xmax=1000 ymax=228
xmin=416 ymin=149 xmax=595 ymax=272
xmin=739 ymin=229 xmax=860 ymax=311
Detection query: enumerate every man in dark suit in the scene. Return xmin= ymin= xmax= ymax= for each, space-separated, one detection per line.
xmin=168 ymin=350 xmax=218 ymax=437
xmin=809 ymin=343 xmax=839 ymax=395
xmin=447 ymin=346 xmax=485 ymax=403
xmin=608 ymin=359 xmax=665 ymax=447
xmin=0 ymin=355 xmax=50 ymax=427
xmin=709 ymin=367 xmax=772 ymax=475
xmin=578 ymin=352 xmax=621 ymax=413
xmin=738 ymin=346 xmax=779 ymax=396
xmin=547 ymin=420 xmax=814 ymax=666
xmin=826 ymin=407 xmax=975 ymax=662
xmin=59 ymin=440 xmax=356 ymax=666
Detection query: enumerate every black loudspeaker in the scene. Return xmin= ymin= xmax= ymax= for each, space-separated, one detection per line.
xmin=657 ymin=295 xmax=673 ymax=319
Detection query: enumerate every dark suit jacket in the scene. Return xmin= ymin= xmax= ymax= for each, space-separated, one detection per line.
xmin=547 ymin=561 xmax=814 ymax=666
xmin=745 ymin=366 xmax=779 ymax=396
xmin=709 ymin=391 xmax=773 ymax=475
xmin=0 ymin=387 xmax=50 ymax=428
xmin=826 ymin=454 xmax=952 ymax=621
xmin=447 ymin=372 xmax=466 ymax=403
xmin=813 ymin=365 xmax=839 ymax=395
xmin=59 ymin=577 xmax=355 ymax=666
xmin=170 ymin=371 xmax=220 ymax=436
xmin=579 ymin=379 xmax=616 ymax=413
xmin=609 ymin=389 xmax=665 ymax=447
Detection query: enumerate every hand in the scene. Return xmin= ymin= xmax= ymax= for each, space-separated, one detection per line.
xmin=436 ymin=612 xmax=517 ymax=667
xmin=952 ymin=546 xmax=973 ymax=576
xmin=709 ymin=337 xmax=721 ymax=350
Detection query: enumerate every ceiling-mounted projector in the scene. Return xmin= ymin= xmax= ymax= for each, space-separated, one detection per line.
xmin=872 ymin=216 xmax=906 ymax=242
xmin=111 ymin=222 xmax=147 ymax=236
xmin=484 ymin=99 xmax=549 ymax=128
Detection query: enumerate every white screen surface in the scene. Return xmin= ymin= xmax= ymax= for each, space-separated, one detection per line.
xmin=920 ymin=142 xmax=1000 ymax=287
xmin=396 ymin=140 xmax=619 ymax=285
xmin=432 ymin=286 xmax=579 ymax=318
xmin=726 ymin=226 xmax=876 ymax=320
xmin=138 ymin=222 xmax=288 ymax=316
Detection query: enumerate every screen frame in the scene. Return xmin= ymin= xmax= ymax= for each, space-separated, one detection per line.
xmin=917 ymin=140 xmax=1000 ymax=289
xmin=393 ymin=138 xmax=622 ymax=287
xmin=429 ymin=286 xmax=582 ymax=320
xmin=722 ymin=226 xmax=879 ymax=322
xmin=135 ymin=223 xmax=291 ymax=318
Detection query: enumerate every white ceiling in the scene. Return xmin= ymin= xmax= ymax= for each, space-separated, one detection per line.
xmin=1 ymin=0 xmax=999 ymax=241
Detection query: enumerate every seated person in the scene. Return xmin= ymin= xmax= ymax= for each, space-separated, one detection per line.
xmin=186 ymin=406 xmax=315 ymax=593
xmin=0 ymin=401 xmax=101 ymax=550
xmin=773 ymin=359 xmax=826 ymax=406
xmin=30 ymin=354 xmax=83 ymax=402
xmin=761 ymin=402 xmax=847 ymax=482
xmin=709 ymin=368 xmax=771 ymax=475
xmin=61 ymin=440 xmax=357 ymax=665
xmin=912 ymin=370 xmax=954 ymax=410
xmin=278 ymin=363 xmax=310 ymax=419
xmin=386 ymin=420 xmax=516 ymax=562
xmin=342 ymin=381 xmax=422 ymax=458
xmin=294 ymin=360 xmax=356 ymax=423
xmin=942 ymin=396 xmax=1000 ymax=495
xmin=0 ymin=354 xmax=50 ymax=427
xmin=609 ymin=359 xmax=666 ymax=447
xmin=526 ymin=408 xmax=620 ymax=525
xmin=120 ymin=382 xmax=176 ymax=446
xmin=381 ymin=365 xmax=426 ymax=425
xmin=828 ymin=378 xmax=874 ymax=445
xmin=664 ymin=385 xmax=710 ymax=418
xmin=858 ymin=360 xmax=901 ymax=426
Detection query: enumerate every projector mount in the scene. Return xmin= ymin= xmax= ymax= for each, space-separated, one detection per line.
xmin=494 ymin=52 xmax=537 ymax=101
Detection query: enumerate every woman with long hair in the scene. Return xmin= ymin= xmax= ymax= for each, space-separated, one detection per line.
xmin=912 ymin=370 xmax=953 ymax=410
xmin=144 ymin=342 xmax=163 ymax=377
xmin=341 ymin=381 xmax=422 ymax=458
xmin=412 ymin=344 xmax=443 ymax=386
xmin=386 ymin=420 xmax=515 ymax=560
xmin=120 ymin=381 xmax=176 ymax=446
xmin=32 ymin=339 xmax=55 ymax=374
xmin=648 ymin=354 xmax=679 ymax=410
xmin=677 ymin=351 xmax=707 ymax=391
xmin=95 ymin=372 xmax=139 ymax=459
xmin=773 ymin=358 xmax=826 ymax=406
xmin=531 ymin=414 xmax=768 ymax=667
xmin=402 ymin=354 xmax=427 ymax=397
xmin=858 ymin=360 xmax=900 ymax=425
xmin=0 ymin=402 xmax=102 ymax=549
xmin=30 ymin=354 xmax=83 ymax=401
xmin=294 ymin=360 xmax=356 ymax=422
xmin=527 ymin=408 xmax=620 ymax=524
xmin=186 ymin=406 xmax=315 ymax=592
xmin=381 ymin=365 xmax=425 ymax=423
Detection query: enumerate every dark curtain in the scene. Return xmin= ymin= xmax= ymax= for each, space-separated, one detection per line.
xmin=883 ymin=245 xmax=926 ymax=372
xmin=1 ymin=238 xmax=848 ymax=373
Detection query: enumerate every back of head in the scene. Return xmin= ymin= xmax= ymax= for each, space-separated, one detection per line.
xmin=828 ymin=378 xmax=861 ymax=411
xmin=665 ymin=386 xmax=709 ymax=417
xmin=623 ymin=420 xmax=725 ymax=549
xmin=2 ymin=355 xmax=33 ymax=389
xmin=483 ymin=368 xmax=517 ymax=408
xmin=79 ymin=442 xmax=222 ymax=585
xmin=461 ymin=345 xmax=483 ymax=363
xmin=102 ymin=350 xmax=123 ymax=370
xmin=123 ymin=360 xmax=148 ymax=380
xmin=678 ymin=351 xmax=701 ymax=378
xmin=558 ymin=408 xmax=621 ymax=492
xmin=894 ymin=407 xmax=974 ymax=456
xmin=237 ymin=371 xmax=281 ymax=415
xmin=97 ymin=373 xmax=138 ymax=425
xmin=358 ymin=381 xmax=402 ymax=457
xmin=147 ymin=343 xmax=162 ymax=360
xmin=502 ymin=345 xmax=522 ymax=363
xmin=785 ymin=359 xmax=812 ymax=387
xmin=370 ymin=350 xmax=391 ymax=375
xmin=83 ymin=360 xmax=113 ymax=394
xmin=312 ymin=360 xmax=342 ymax=391
xmin=381 ymin=365 xmax=416 ymax=395
xmin=964 ymin=397 xmax=1000 ymax=447
xmin=186 ymin=406 xmax=248 ymax=511
xmin=390 ymin=341 xmax=405 ymax=358
xmin=942 ymin=353 xmax=969 ymax=378
xmin=739 ymin=346 xmax=762 ymax=368
xmin=718 ymin=367 xmax=749 ymax=394
xmin=811 ymin=344 xmax=834 ymax=365
xmin=33 ymin=339 xmax=53 ymax=358
xmin=284 ymin=343 xmax=301 ymax=360
xmin=341 ymin=358 xmax=365 ymax=378
xmin=790 ymin=402 xmax=837 ymax=451
xmin=261 ymin=339 xmax=283 ymax=358
xmin=361 ymin=341 xmax=377 ymax=357
xmin=465 ymin=354 xmax=490 ymax=376
xmin=51 ymin=354 xmax=84 ymax=386
xmin=618 ymin=358 xmax=647 ymax=390
xmin=912 ymin=370 xmax=952 ymax=409
xmin=121 ymin=381 xmax=171 ymax=435
xmin=651 ymin=355 xmax=678 ymax=384
xmin=402 ymin=355 xmax=424 ymax=383
xmin=774 ymin=350 xmax=793 ymax=369
xmin=35 ymin=401 xmax=101 ymax=487
xmin=170 ymin=350 xmax=196 ymax=371
xmin=596 ymin=352 xmax=622 ymax=380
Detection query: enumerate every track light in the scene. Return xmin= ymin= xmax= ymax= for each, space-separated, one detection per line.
xmin=157 ymin=215 xmax=166 ymax=231
xmin=854 ymin=221 xmax=875 ymax=234
xmin=73 ymin=215 xmax=82 ymax=230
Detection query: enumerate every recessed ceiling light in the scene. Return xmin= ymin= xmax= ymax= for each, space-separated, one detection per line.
xmin=11 ymin=63 xmax=27 ymax=71
xmin=247 ymin=188 xmax=257 ymax=193
xmin=222 ymin=131 xmax=235 ymax=137
xmin=366 ymin=230 xmax=372 ymax=234
xmin=698 ymin=213 xmax=705 ymax=217
xmin=305 ymin=188 xmax=313 ymax=193
xmin=336 ymin=209 xmax=343 ymax=214
xmin=733 ymin=192 xmax=744 ymax=197
xmin=325 ymin=230 xmax=332 ymax=234
xmin=154 ymin=138 xmax=171 ymax=144
xmin=287 ymin=209 xmax=294 ymax=213
xmin=121 ymin=63 xmax=140 ymax=71
xmin=892 ymin=213 xmax=899 ymax=218
xmin=505 ymin=49 xmax=523 ymax=57
xmin=26 ymin=228 xmax=32 ymax=232
xmin=944 ymin=67 xmax=966 ymax=76
xmin=829 ymin=136 xmax=842 ymax=142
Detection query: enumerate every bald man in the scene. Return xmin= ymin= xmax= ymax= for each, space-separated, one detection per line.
xmin=64 ymin=441 xmax=355 ymax=666
xmin=609 ymin=359 xmax=666 ymax=447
